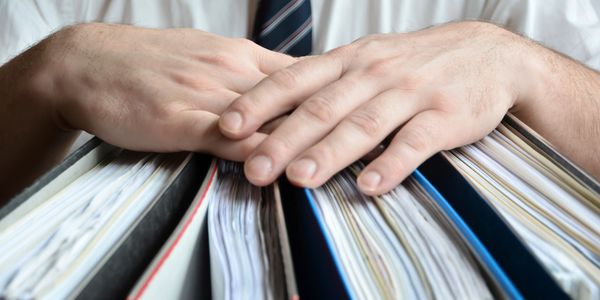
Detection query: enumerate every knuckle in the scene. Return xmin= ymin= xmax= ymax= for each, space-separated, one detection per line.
xmin=206 ymin=51 xmax=229 ymax=65
xmin=370 ymin=148 xmax=410 ymax=178
xmin=378 ymin=151 xmax=410 ymax=178
xmin=161 ymin=101 xmax=186 ymax=117
xmin=170 ymin=71 xmax=215 ymax=91
xmin=353 ymin=34 xmax=372 ymax=44
xmin=299 ymin=96 xmax=336 ymax=123
xmin=325 ymin=45 xmax=355 ymax=70
xmin=194 ymin=51 xmax=238 ymax=71
xmin=270 ymin=67 xmax=301 ymax=90
xmin=309 ymin=145 xmax=335 ymax=170
xmin=358 ymin=34 xmax=385 ymax=47
xmin=396 ymin=74 xmax=424 ymax=91
xmin=345 ymin=110 xmax=383 ymax=136
xmin=235 ymin=38 xmax=257 ymax=48
xmin=400 ymin=124 xmax=439 ymax=154
xmin=327 ymin=44 xmax=355 ymax=58
xmin=429 ymin=89 xmax=455 ymax=107
xmin=262 ymin=134 xmax=296 ymax=160
xmin=364 ymin=59 xmax=391 ymax=77
xmin=356 ymin=35 xmax=386 ymax=53
xmin=402 ymin=133 xmax=429 ymax=154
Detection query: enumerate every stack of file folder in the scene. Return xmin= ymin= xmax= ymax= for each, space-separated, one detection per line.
xmin=0 ymin=114 xmax=598 ymax=300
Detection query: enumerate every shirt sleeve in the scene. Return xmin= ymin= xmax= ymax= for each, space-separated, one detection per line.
xmin=0 ymin=0 xmax=250 ymax=67
xmin=478 ymin=0 xmax=600 ymax=71
xmin=0 ymin=0 xmax=73 ymax=65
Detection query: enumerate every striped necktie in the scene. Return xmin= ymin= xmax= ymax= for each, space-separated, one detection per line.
xmin=253 ymin=0 xmax=312 ymax=56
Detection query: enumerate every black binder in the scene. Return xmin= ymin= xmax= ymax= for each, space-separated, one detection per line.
xmin=0 ymin=138 xmax=211 ymax=299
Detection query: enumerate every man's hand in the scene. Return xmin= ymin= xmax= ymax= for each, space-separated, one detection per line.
xmin=39 ymin=23 xmax=296 ymax=157
xmin=0 ymin=23 xmax=295 ymax=201
xmin=219 ymin=21 xmax=600 ymax=195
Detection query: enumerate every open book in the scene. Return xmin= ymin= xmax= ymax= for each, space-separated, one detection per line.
xmin=0 ymin=114 xmax=597 ymax=299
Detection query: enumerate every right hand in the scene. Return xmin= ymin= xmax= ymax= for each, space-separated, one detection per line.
xmin=30 ymin=23 xmax=295 ymax=160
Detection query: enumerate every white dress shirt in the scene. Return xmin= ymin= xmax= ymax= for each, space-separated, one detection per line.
xmin=1 ymin=0 xmax=599 ymax=69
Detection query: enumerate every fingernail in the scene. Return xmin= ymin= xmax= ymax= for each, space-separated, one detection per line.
xmin=246 ymin=155 xmax=273 ymax=180
xmin=359 ymin=171 xmax=382 ymax=191
xmin=221 ymin=111 xmax=243 ymax=132
xmin=288 ymin=158 xmax=317 ymax=180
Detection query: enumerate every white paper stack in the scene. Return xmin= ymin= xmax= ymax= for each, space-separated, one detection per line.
xmin=208 ymin=161 xmax=285 ymax=300
xmin=309 ymin=164 xmax=493 ymax=300
xmin=445 ymin=123 xmax=600 ymax=300
xmin=0 ymin=151 xmax=189 ymax=299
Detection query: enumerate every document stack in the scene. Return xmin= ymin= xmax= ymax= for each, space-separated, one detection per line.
xmin=0 ymin=114 xmax=597 ymax=300
xmin=307 ymin=165 xmax=493 ymax=299
xmin=445 ymin=122 xmax=600 ymax=299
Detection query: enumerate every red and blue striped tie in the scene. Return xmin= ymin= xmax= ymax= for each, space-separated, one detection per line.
xmin=253 ymin=0 xmax=312 ymax=56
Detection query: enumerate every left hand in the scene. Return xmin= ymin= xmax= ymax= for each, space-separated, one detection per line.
xmin=218 ymin=21 xmax=542 ymax=195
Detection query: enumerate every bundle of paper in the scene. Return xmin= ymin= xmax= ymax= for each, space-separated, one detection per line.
xmin=444 ymin=121 xmax=600 ymax=300
xmin=0 ymin=150 xmax=190 ymax=299
xmin=208 ymin=162 xmax=286 ymax=300
xmin=129 ymin=160 xmax=298 ymax=300
xmin=308 ymin=164 xmax=493 ymax=299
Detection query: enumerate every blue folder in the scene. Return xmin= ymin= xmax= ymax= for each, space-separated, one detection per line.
xmin=419 ymin=154 xmax=568 ymax=299
xmin=280 ymin=164 xmax=569 ymax=299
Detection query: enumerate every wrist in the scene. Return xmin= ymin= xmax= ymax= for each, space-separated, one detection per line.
xmin=508 ymin=34 xmax=556 ymax=116
xmin=454 ymin=22 xmax=545 ymax=113
xmin=24 ymin=27 xmax=86 ymax=132
xmin=0 ymin=37 xmax=80 ymax=199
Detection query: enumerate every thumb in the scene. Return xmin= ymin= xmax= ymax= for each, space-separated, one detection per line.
xmin=170 ymin=110 xmax=266 ymax=160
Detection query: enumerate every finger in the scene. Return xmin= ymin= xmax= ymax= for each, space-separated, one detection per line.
xmin=285 ymin=90 xmax=422 ymax=187
xmin=219 ymin=54 xmax=346 ymax=139
xmin=242 ymin=76 xmax=381 ymax=186
xmin=255 ymin=47 xmax=298 ymax=74
xmin=357 ymin=110 xmax=451 ymax=195
xmin=167 ymin=110 xmax=266 ymax=160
